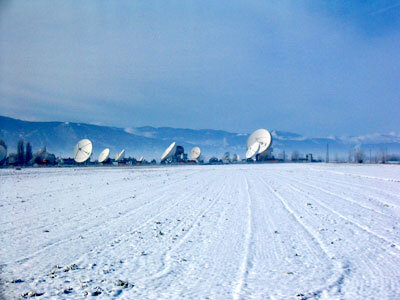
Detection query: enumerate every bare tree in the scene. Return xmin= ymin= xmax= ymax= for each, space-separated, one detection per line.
xmin=291 ymin=150 xmax=299 ymax=161
xmin=17 ymin=139 xmax=24 ymax=166
xmin=354 ymin=148 xmax=365 ymax=163
xmin=347 ymin=149 xmax=353 ymax=163
xmin=380 ymin=148 xmax=388 ymax=163
xmin=279 ymin=151 xmax=286 ymax=161
xmin=25 ymin=142 xmax=33 ymax=165
xmin=334 ymin=153 xmax=339 ymax=163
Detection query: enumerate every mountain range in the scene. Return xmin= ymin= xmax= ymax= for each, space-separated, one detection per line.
xmin=1 ymin=115 xmax=399 ymax=161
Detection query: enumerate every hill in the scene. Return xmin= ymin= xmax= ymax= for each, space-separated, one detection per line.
xmin=1 ymin=115 xmax=399 ymax=160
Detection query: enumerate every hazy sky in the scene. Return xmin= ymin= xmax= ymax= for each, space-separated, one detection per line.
xmin=1 ymin=1 xmax=399 ymax=136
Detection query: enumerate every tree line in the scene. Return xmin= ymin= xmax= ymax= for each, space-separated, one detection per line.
xmin=0 ymin=138 xmax=56 ymax=166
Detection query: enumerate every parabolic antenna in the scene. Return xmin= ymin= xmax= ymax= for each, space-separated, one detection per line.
xmin=232 ymin=154 xmax=240 ymax=161
xmin=246 ymin=142 xmax=260 ymax=159
xmin=0 ymin=145 xmax=7 ymax=161
xmin=246 ymin=129 xmax=272 ymax=155
xmin=98 ymin=148 xmax=110 ymax=163
xmin=161 ymin=142 xmax=177 ymax=162
xmin=222 ymin=152 xmax=230 ymax=160
xmin=74 ymin=139 xmax=93 ymax=163
xmin=115 ymin=149 xmax=125 ymax=161
xmin=137 ymin=156 xmax=144 ymax=162
xmin=190 ymin=147 xmax=201 ymax=160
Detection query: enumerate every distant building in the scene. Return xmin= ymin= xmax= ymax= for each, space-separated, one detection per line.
xmin=59 ymin=158 xmax=76 ymax=165
xmin=256 ymin=147 xmax=274 ymax=161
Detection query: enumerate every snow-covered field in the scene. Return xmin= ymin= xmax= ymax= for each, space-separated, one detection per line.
xmin=1 ymin=164 xmax=399 ymax=299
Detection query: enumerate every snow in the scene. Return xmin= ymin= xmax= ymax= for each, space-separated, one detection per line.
xmin=0 ymin=164 xmax=399 ymax=299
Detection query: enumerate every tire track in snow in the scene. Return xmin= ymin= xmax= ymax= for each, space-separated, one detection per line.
xmin=273 ymin=169 xmax=397 ymax=218
xmin=74 ymin=171 xmax=222 ymax=276
xmin=141 ymin=175 xmax=228 ymax=283
xmin=6 ymin=170 xmax=210 ymax=266
xmin=308 ymin=167 xmax=400 ymax=183
xmin=308 ymin=168 xmax=400 ymax=198
xmin=140 ymin=173 xmax=243 ymax=299
xmin=79 ymin=171 xmax=234 ymax=299
xmin=285 ymin=182 xmax=400 ymax=254
xmin=0 ymin=169 xmax=202 ymax=228
xmin=260 ymin=178 xmax=347 ymax=297
xmin=305 ymin=175 xmax=400 ymax=211
xmin=1 ymin=172 xmax=216 ymax=296
xmin=0 ymin=168 xmax=119 ymax=200
xmin=283 ymin=173 xmax=395 ymax=220
xmin=3 ymin=165 xmax=400 ymax=299
xmin=232 ymin=176 xmax=252 ymax=300
xmin=288 ymin=175 xmax=400 ymax=249
xmin=274 ymin=179 xmax=400 ymax=296
xmin=291 ymin=168 xmax=400 ymax=208
xmin=0 ymin=169 xmax=201 ymax=236
xmin=287 ymin=185 xmax=399 ymax=297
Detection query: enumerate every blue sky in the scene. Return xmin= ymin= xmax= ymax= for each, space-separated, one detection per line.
xmin=0 ymin=1 xmax=399 ymax=136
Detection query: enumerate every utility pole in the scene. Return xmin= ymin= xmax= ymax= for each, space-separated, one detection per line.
xmin=326 ymin=143 xmax=329 ymax=163
xmin=369 ymin=149 xmax=372 ymax=164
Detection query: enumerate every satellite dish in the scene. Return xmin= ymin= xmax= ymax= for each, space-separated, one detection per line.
xmin=74 ymin=139 xmax=92 ymax=163
xmin=0 ymin=145 xmax=7 ymax=161
xmin=190 ymin=147 xmax=201 ymax=160
xmin=115 ymin=149 xmax=125 ymax=161
xmin=246 ymin=142 xmax=260 ymax=159
xmin=137 ymin=156 xmax=144 ymax=162
xmin=98 ymin=148 xmax=110 ymax=163
xmin=246 ymin=129 xmax=272 ymax=155
xmin=222 ymin=152 xmax=230 ymax=160
xmin=232 ymin=154 xmax=240 ymax=161
xmin=161 ymin=142 xmax=177 ymax=162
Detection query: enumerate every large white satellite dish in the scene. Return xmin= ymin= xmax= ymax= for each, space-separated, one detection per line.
xmin=190 ymin=147 xmax=201 ymax=160
xmin=161 ymin=142 xmax=177 ymax=162
xmin=115 ymin=149 xmax=125 ymax=161
xmin=74 ymin=139 xmax=92 ymax=163
xmin=98 ymin=148 xmax=110 ymax=163
xmin=137 ymin=156 xmax=144 ymax=162
xmin=0 ymin=145 xmax=7 ymax=161
xmin=246 ymin=142 xmax=260 ymax=159
xmin=246 ymin=129 xmax=272 ymax=155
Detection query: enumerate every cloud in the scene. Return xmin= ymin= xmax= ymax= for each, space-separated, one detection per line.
xmin=368 ymin=2 xmax=400 ymax=16
xmin=124 ymin=128 xmax=136 ymax=135
xmin=0 ymin=1 xmax=399 ymax=136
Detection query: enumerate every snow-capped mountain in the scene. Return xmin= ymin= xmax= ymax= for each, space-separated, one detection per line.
xmin=0 ymin=115 xmax=399 ymax=160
